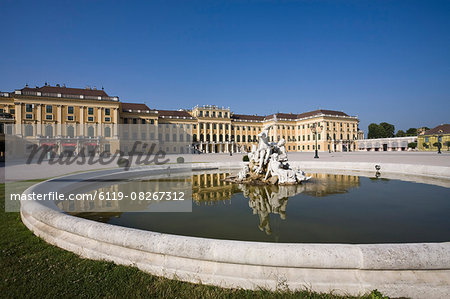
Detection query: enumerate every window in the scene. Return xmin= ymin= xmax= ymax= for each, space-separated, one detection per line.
xmin=104 ymin=144 xmax=110 ymax=153
xmin=193 ymin=124 xmax=197 ymax=129
xmin=87 ymin=126 xmax=94 ymax=137
xmin=104 ymin=127 xmax=111 ymax=137
xmin=67 ymin=116 xmax=74 ymax=121
xmin=9 ymin=108 xmax=15 ymax=114
xmin=318 ymin=134 xmax=321 ymax=140
xmin=105 ymin=108 xmax=110 ymax=116
xmin=150 ymin=133 xmax=155 ymax=140
xmin=67 ymin=126 xmax=74 ymax=138
xmin=46 ymin=115 xmax=53 ymax=120
xmin=141 ymin=119 xmax=146 ymax=124
xmin=68 ymin=106 xmax=74 ymax=114
xmin=213 ymin=124 xmax=216 ymax=129
xmin=105 ymin=117 xmax=111 ymax=122
xmin=45 ymin=125 xmax=53 ymax=137
xmin=88 ymin=107 xmax=94 ymax=115
xmin=133 ymin=118 xmax=137 ymax=124
xmin=438 ymin=136 xmax=442 ymax=142
xmin=150 ymin=119 xmax=155 ymax=124
xmin=212 ymin=111 xmax=216 ymax=117
xmin=124 ymin=118 xmax=128 ymax=124
xmin=224 ymin=112 xmax=228 ymax=118
xmin=307 ymin=135 xmax=310 ymax=141
xmin=173 ymin=134 xmax=177 ymax=141
xmin=425 ymin=137 xmax=429 ymax=142
xmin=0 ymin=109 xmax=3 ymax=113
xmin=26 ymin=104 xmax=33 ymax=112
xmin=307 ymin=145 xmax=310 ymax=150
xmin=165 ymin=134 xmax=170 ymax=141
xmin=207 ymin=124 xmax=210 ymax=129
xmin=205 ymin=111 xmax=209 ymax=117
xmin=88 ymin=117 xmax=94 ymax=122
xmin=25 ymin=125 xmax=33 ymax=136
xmin=200 ymin=123 xmax=204 ymax=129
xmin=199 ymin=111 xmax=203 ymax=117
xmin=26 ymin=114 xmax=32 ymax=119
xmin=242 ymin=135 xmax=246 ymax=142
xmin=219 ymin=112 xmax=222 ymax=117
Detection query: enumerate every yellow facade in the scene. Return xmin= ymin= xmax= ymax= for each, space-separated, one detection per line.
xmin=417 ymin=125 xmax=450 ymax=152
xmin=1 ymin=85 xmax=361 ymax=156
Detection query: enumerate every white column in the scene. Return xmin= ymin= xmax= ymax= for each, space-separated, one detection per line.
xmin=79 ymin=106 xmax=85 ymax=136
xmin=56 ymin=105 xmax=62 ymax=136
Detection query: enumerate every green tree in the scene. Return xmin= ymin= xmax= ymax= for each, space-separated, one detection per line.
xmin=445 ymin=141 xmax=450 ymax=151
xmin=396 ymin=130 xmax=406 ymax=137
xmin=408 ymin=142 xmax=417 ymax=149
xmin=406 ymin=128 xmax=417 ymax=136
xmin=379 ymin=122 xmax=395 ymax=138
xmin=423 ymin=142 xmax=428 ymax=149
xmin=368 ymin=123 xmax=385 ymax=139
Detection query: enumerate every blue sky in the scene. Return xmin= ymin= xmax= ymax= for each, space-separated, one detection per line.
xmin=1 ymin=0 xmax=449 ymax=133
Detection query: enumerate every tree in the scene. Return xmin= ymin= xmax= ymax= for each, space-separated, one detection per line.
xmin=368 ymin=123 xmax=386 ymax=139
xmin=408 ymin=142 xmax=417 ymax=149
xmin=423 ymin=142 xmax=429 ymax=149
xmin=396 ymin=130 xmax=406 ymax=137
xmin=406 ymin=128 xmax=417 ymax=136
xmin=379 ymin=122 xmax=395 ymax=138
xmin=445 ymin=141 xmax=450 ymax=151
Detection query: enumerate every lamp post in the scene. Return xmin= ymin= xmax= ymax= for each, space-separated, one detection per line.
xmin=437 ymin=135 xmax=442 ymax=154
xmin=311 ymin=122 xmax=323 ymax=159
xmin=327 ymin=135 xmax=332 ymax=153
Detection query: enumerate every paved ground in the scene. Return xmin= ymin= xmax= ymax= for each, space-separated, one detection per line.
xmin=2 ymin=151 xmax=449 ymax=182
xmin=191 ymin=151 xmax=450 ymax=167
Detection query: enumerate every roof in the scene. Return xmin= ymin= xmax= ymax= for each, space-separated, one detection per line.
xmin=231 ymin=114 xmax=265 ymax=121
xmin=157 ymin=109 xmax=193 ymax=118
xmin=121 ymin=103 xmax=151 ymax=112
xmin=296 ymin=109 xmax=349 ymax=119
xmin=265 ymin=113 xmax=298 ymax=120
xmin=423 ymin=124 xmax=450 ymax=135
xmin=20 ymin=85 xmax=109 ymax=97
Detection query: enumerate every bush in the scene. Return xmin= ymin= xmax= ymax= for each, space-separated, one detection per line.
xmin=243 ymin=155 xmax=249 ymax=162
xmin=117 ymin=157 xmax=129 ymax=168
xmin=407 ymin=142 xmax=417 ymax=149
xmin=433 ymin=142 xmax=442 ymax=148
xmin=176 ymin=156 xmax=184 ymax=164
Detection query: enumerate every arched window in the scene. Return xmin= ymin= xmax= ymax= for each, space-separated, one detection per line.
xmin=25 ymin=124 xmax=33 ymax=137
xmin=45 ymin=125 xmax=53 ymax=137
xmin=200 ymin=134 xmax=204 ymax=142
xmin=219 ymin=135 xmax=223 ymax=142
xmin=225 ymin=134 xmax=229 ymax=141
xmin=242 ymin=135 xmax=246 ymax=142
xmin=87 ymin=126 xmax=95 ymax=137
xmin=248 ymin=135 xmax=251 ymax=142
xmin=253 ymin=135 xmax=256 ymax=142
xmin=213 ymin=135 xmax=217 ymax=142
xmin=237 ymin=135 xmax=240 ymax=142
xmin=67 ymin=126 xmax=74 ymax=138
xmin=193 ymin=134 xmax=197 ymax=142
xmin=104 ymin=127 xmax=111 ymax=137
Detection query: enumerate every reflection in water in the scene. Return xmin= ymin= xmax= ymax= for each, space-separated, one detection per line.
xmin=71 ymin=171 xmax=360 ymax=236
xmin=60 ymin=176 xmax=193 ymax=215
xmin=239 ymin=173 xmax=360 ymax=235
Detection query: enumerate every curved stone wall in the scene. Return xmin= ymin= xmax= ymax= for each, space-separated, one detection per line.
xmin=20 ymin=162 xmax=450 ymax=299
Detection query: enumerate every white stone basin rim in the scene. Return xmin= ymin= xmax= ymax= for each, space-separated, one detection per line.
xmin=19 ymin=162 xmax=450 ymax=298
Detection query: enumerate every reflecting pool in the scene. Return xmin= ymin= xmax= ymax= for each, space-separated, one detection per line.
xmin=73 ymin=171 xmax=450 ymax=244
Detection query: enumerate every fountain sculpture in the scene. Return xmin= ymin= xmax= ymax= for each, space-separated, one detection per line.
xmin=228 ymin=123 xmax=311 ymax=185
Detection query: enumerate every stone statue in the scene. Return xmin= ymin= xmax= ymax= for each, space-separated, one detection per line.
xmin=227 ymin=123 xmax=311 ymax=185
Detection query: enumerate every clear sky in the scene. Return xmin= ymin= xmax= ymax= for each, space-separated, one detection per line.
xmin=1 ymin=0 xmax=449 ymax=133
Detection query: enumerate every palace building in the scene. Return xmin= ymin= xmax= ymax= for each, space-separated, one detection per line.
xmin=0 ymin=84 xmax=361 ymax=156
